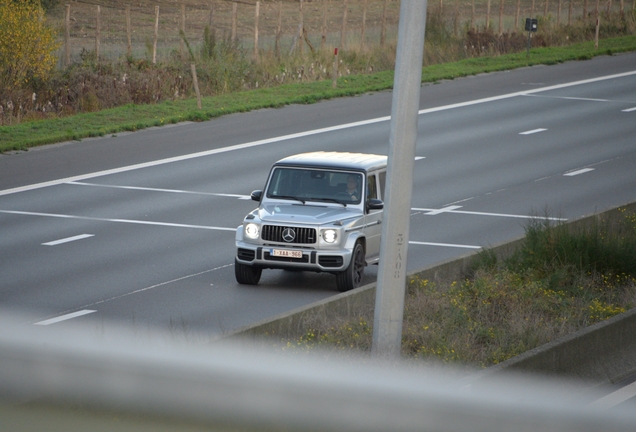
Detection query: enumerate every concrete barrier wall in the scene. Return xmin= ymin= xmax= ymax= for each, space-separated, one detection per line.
xmin=470 ymin=306 xmax=636 ymax=387
xmin=231 ymin=201 xmax=636 ymax=386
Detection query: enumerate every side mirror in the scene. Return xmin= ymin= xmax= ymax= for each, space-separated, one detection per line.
xmin=251 ymin=190 xmax=263 ymax=202
xmin=367 ymin=198 xmax=384 ymax=211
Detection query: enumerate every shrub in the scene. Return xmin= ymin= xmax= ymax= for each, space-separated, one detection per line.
xmin=281 ymin=209 xmax=636 ymax=368
xmin=0 ymin=0 xmax=59 ymax=92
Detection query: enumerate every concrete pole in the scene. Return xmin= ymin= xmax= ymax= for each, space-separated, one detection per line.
xmin=372 ymin=0 xmax=427 ymax=359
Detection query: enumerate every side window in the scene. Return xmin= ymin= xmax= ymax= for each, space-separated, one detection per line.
xmin=367 ymin=174 xmax=377 ymax=200
xmin=378 ymin=171 xmax=386 ymax=200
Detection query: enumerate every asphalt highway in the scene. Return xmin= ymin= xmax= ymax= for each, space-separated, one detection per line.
xmin=1 ymin=52 xmax=635 ymax=337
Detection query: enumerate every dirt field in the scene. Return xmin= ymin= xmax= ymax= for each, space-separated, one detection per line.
xmin=47 ymin=0 xmax=403 ymax=61
xmin=46 ymin=0 xmax=617 ymax=62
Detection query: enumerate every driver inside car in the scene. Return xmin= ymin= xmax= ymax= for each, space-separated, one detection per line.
xmin=345 ymin=174 xmax=360 ymax=201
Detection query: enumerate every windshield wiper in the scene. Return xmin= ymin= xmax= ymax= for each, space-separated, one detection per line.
xmin=311 ymin=197 xmax=347 ymax=207
xmin=275 ymin=195 xmax=306 ymax=204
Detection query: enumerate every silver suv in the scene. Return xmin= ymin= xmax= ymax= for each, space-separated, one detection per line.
xmin=235 ymin=151 xmax=387 ymax=291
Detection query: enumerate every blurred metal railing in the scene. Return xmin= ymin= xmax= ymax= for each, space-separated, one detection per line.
xmin=1 ymin=310 xmax=635 ymax=432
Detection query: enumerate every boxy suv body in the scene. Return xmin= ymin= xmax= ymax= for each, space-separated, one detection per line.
xmin=235 ymin=151 xmax=387 ymax=291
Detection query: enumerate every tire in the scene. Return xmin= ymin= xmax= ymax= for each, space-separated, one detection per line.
xmin=336 ymin=241 xmax=365 ymax=292
xmin=235 ymin=259 xmax=262 ymax=285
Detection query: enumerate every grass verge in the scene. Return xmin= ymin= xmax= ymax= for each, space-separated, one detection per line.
xmin=1 ymin=35 xmax=635 ymax=153
xmin=278 ymin=208 xmax=636 ymax=368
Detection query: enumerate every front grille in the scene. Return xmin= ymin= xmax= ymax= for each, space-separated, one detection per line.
xmin=262 ymin=225 xmax=317 ymax=244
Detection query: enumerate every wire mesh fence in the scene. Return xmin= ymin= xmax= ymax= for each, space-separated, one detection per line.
xmin=46 ymin=0 xmax=636 ymax=66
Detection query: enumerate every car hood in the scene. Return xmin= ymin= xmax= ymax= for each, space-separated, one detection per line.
xmin=256 ymin=203 xmax=360 ymax=225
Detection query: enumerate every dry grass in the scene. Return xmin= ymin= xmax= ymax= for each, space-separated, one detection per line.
xmin=276 ymin=209 xmax=636 ymax=368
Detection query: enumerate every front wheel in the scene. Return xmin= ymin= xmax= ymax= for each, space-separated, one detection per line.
xmin=336 ymin=241 xmax=365 ymax=292
xmin=235 ymin=259 xmax=262 ymax=285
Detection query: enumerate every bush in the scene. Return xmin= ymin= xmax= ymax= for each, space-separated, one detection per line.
xmin=0 ymin=0 xmax=59 ymax=91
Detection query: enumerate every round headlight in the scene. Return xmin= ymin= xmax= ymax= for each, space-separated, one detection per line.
xmin=245 ymin=223 xmax=260 ymax=239
xmin=323 ymin=229 xmax=337 ymax=243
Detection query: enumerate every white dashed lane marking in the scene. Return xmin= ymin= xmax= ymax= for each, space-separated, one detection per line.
xmin=564 ymin=168 xmax=595 ymax=176
xmin=519 ymin=128 xmax=548 ymax=135
xmin=42 ymin=234 xmax=94 ymax=246
xmin=34 ymin=310 xmax=96 ymax=326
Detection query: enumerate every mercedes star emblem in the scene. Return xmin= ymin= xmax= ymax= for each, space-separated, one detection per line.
xmin=282 ymin=228 xmax=296 ymax=242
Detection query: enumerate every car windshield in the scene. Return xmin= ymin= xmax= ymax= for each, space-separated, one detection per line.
xmin=266 ymin=168 xmax=363 ymax=205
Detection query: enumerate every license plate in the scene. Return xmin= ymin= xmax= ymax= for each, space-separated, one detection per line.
xmin=271 ymin=249 xmax=302 ymax=259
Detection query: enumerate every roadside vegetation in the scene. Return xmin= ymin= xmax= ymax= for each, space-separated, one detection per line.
xmin=1 ymin=0 xmax=635 ymax=152
xmin=279 ymin=209 xmax=636 ymax=368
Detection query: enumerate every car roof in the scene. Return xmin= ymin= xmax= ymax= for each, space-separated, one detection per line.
xmin=274 ymin=151 xmax=388 ymax=172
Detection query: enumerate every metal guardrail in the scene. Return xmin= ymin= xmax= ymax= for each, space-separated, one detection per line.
xmin=1 ymin=310 xmax=635 ymax=432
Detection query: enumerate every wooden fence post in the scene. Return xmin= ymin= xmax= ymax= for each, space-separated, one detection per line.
xmin=153 ymin=5 xmax=159 ymax=64
xmin=332 ymin=47 xmax=338 ymax=88
xmin=209 ymin=1 xmax=215 ymax=30
xmin=361 ymin=0 xmax=368 ymax=49
xmin=254 ymin=1 xmax=260 ymax=62
xmin=232 ymin=2 xmax=237 ymax=44
xmin=65 ymin=4 xmax=70 ymax=66
xmin=486 ymin=0 xmax=491 ymax=29
xmin=299 ymin=0 xmax=304 ymax=55
xmin=557 ymin=0 xmax=562 ymax=24
xmin=340 ymin=0 xmax=348 ymax=49
xmin=180 ymin=4 xmax=186 ymax=58
xmin=126 ymin=5 xmax=132 ymax=57
xmin=544 ymin=0 xmax=550 ymax=17
xmin=498 ymin=0 xmax=504 ymax=34
xmin=471 ymin=0 xmax=476 ymax=31
xmin=95 ymin=5 xmax=100 ymax=61
xmin=515 ymin=0 xmax=521 ymax=29
xmin=321 ymin=0 xmax=327 ymax=49
xmin=595 ymin=0 xmax=600 ymax=48
xmin=568 ymin=0 xmax=573 ymax=24
xmin=380 ymin=0 xmax=388 ymax=46
xmin=454 ymin=0 xmax=460 ymax=35
xmin=276 ymin=1 xmax=282 ymax=56
xmin=191 ymin=63 xmax=202 ymax=109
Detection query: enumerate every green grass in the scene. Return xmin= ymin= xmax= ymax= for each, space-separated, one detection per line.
xmin=1 ymin=35 xmax=635 ymax=153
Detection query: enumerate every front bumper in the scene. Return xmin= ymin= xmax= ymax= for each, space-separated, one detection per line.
xmin=236 ymin=241 xmax=353 ymax=272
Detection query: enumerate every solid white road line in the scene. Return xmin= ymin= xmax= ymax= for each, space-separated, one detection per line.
xmin=421 ymin=205 xmax=463 ymax=215
xmin=42 ymin=233 xmax=94 ymax=246
xmin=588 ymin=380 xmax=636 ymax=409
xmin=34 ymin=310 xmax=97 ymax=326
xmin=1 ymin=71 xmax=634 ymax=198
xmin=524 ymin=94 xmax=610 ymax=102
xmin=409 ymin=241 xmax=481 ymax=249
xmin=411 ymin=206 xmax=567 ymax=221
xmin=622 ymin=107 xmax=636 ymax=112
xmin=67 ymin=181 xmax=250 ymax=199
xmin=0 ymin=210 xmax=236 ymax=231
xmin=564 ymin=168 xmax=595 ymax=176
xmin=520 ymin=128 xmax=548 ymax=135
